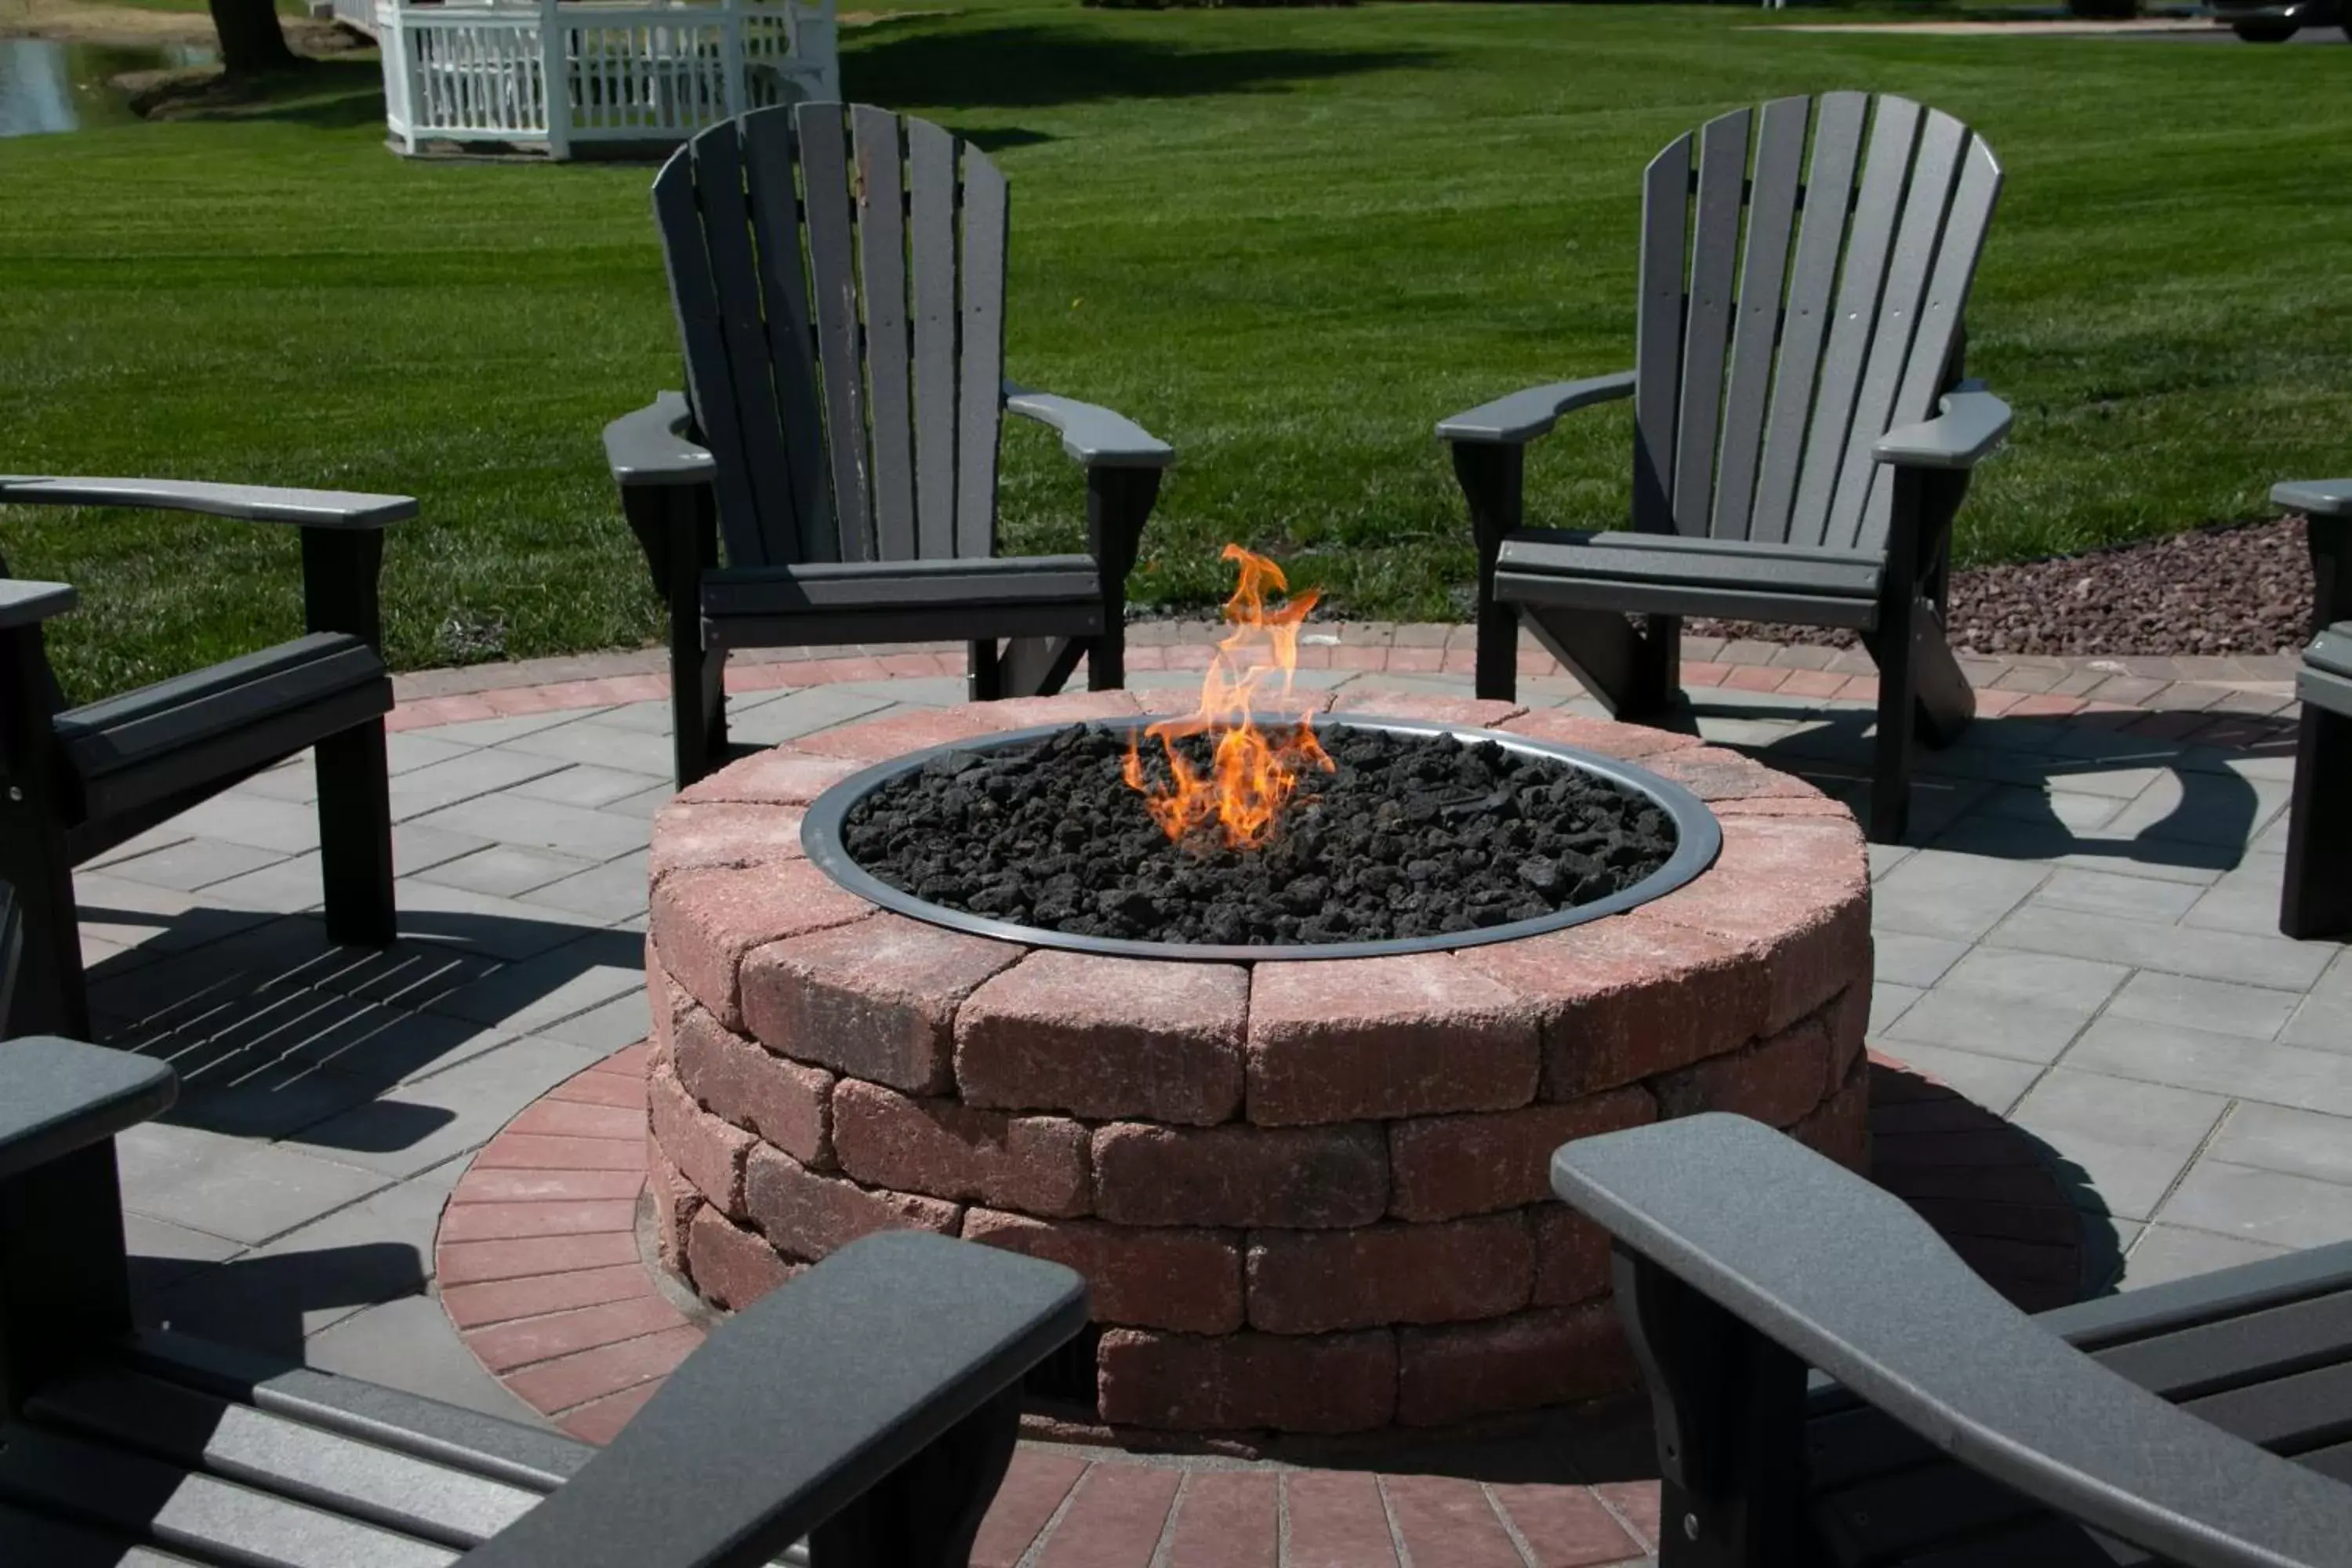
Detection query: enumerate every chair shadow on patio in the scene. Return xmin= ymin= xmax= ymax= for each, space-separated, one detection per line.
xmin=1704 ymin=699 xmax=2293 ymax=864
xmin=129 ymin=1244 xmax=430 ymax=1359
xmin=80 ymin=902 xmax=647 ymax=1154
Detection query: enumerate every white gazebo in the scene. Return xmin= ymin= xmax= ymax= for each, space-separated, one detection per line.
xmin=325 ymin=0 xmax=837 ymax=158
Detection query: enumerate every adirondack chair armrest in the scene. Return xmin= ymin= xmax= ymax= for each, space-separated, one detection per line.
xmin=1002 ymin=384 xmax=1174 ymax=470
xmin=0 ymin=579 xmax=78 ymax=631
xmin=1434 ymin=372 xmax=1638 ymax=446
xmin=460 ymin=1231 xmax=1087 ymax=1568
xmin=1872 ymin=386 xmax=2011 ymax=470
xmin=1552 ymin=1113 xmax=2352 ymax=1568
xmin=0 ymin=477 xmax=416 ymax=530
xmin=0 ymin=1035 xmax=178 ymax=1185
xmin=604 ymin=394 xmax=717 ymax=488
xmin=2271 ymin=478 xmax=2352 ymax=518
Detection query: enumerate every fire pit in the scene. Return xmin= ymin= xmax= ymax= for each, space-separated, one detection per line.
xmin=644 ymin=556 xmax=1871 ymax=1436
xmin=804 ymin=716 xmax=1720 ymax=960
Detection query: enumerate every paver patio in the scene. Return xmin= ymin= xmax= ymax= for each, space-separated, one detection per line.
xmin=72 ymin=625 xmax=2349 ymax=1564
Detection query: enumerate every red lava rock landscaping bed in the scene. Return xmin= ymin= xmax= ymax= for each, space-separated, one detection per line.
xmin=637 ymin=689 xmax=1874 ymax=1438
xmin=1698 ymin=515 xmax=2318 ymax=658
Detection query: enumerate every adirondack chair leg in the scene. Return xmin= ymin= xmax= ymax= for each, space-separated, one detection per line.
xmin=1908 ymin=599 xmax=1976 ymax=751
xmin=299 ymin=529 xmax=397 ymax=945
xmin=0 ymin=1138 xmax=132 ymax=1414
xmin=805 ymin=1385 xmax=1023 ymax=1567
xmin=627 ymin=486 xmax=728 ymax=789
xmin=2306 ymin=514 xmax=2350 ymax=634
xmin=1085 ymin=466 xmax=1160 ymax=694
xmin=1612 ymin=1248 xmax=1806 ymax=1568
xmin=1523 ymin=606 xmax=1682 ymax=719
xmin=1450 ymin=442 xmax=1526 ymax=702
xmin=967 ymin=639 xmax=1004 ymax=702
xmin=1865 ymin=593 xmax=1918 ymax=847
xmin=0 ymin=623 xmax=90 ymax=1041
xmin=2281 ymin=701 xmax=2352 ymax=939
xmin=998 ymin=636 xmax=1084 ymax=699
xmin=314 ymin=722 xmax=396 ymax=947
xmin=1087 ymin=618 xmax=1127 ymax=695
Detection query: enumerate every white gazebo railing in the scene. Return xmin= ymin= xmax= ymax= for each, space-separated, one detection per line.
xmin=356 ymin=0 xmax=837 ymax=158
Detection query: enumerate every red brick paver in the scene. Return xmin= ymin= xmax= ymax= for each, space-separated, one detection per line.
xmin=434 ymin=1036 xmax=2086 ymax=1563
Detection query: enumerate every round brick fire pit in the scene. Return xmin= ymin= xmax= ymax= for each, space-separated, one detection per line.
xmin=643 ymin=689 xmax=1871 ymax=1437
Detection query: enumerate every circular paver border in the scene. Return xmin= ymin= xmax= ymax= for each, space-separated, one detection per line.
xmin=433 ymin=1044 xmax=2086 ymax=1563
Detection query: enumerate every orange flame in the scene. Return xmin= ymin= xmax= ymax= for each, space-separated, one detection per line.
xmin=1122 ymin=544 xmax=1334 ymax=850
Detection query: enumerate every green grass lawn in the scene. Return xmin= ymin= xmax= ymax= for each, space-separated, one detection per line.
xmin=2 ymin=4 xmax=2348 ymax=699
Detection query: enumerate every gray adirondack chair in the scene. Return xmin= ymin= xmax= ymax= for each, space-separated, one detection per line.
xmin=1552 ymin=1114 xmax=2352 ymax=1568
xmin=0 ymin=880 xmax=1088 ymax=1567
xmin=0 ymin=479 xmax=405 ymax=1041
xmin=2277 ymin=479 xmax=2352 ymax=939
xmin=607 ymin=102 xmax=1173 ymax=789
xmin=1441 ymin=93 xmax=2010 ymax=844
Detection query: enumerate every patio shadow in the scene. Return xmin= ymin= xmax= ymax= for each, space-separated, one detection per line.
xmin=82 ymin=905 xmax=644 ymax=1155
xmin=1710 ymin=700 xmax=2290 ymax=866
xmin=132 ymin=1244 xmax=427 ymax=1360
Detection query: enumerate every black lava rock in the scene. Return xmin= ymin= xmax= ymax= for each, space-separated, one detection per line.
xmin=838 ymin=723 xmax=1678 ymax=948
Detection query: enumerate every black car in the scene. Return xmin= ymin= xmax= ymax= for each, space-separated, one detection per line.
xmin=2208 ymin=0 xmax=2348 ymax=40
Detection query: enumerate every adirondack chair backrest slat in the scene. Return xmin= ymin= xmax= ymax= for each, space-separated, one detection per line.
xmin=1857 ymin=134 xmax=2002 ymax=548
xmin=1746 ymin=92 xmax=1869 ymax=546
xmin=655 ymin=145 xmax=769 ymax=568
xmin=1632 ymin=133 xmax=1693 ymax=535
xmin=907 ymin=120 xmax=961 ymax=560
xmin=956 ymin=155 xmax=1011 ymax=561
xmin=695 ymin=128 xmax=795 ymax=570
xmin=1633 ymin=93 xmax=2002 ymax=555
xmin=1824 ymin=109 xmax=1969 ymax=551
xmin=854 ymin=107 xmax=918 ymax=563
xmin=1708 ymin=96 xmax=1809 ymax=542
xmin=1671 ymin=107 xmax=1750 ymax=537
xmin=741 ymin=111 xmax=833 ymax=564
xmin=797 ymin=108 xmax=871 ymax=564
xmin=1787 ymin=98 xmax=1922 ymax=548
xmin=652 ymin=103 xmax=1014 ymax=570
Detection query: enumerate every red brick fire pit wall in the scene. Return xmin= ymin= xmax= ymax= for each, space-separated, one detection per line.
xmin=642 ymin=691 xmax=1871 ymax=1437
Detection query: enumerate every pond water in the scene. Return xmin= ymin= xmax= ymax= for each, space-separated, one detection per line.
xmin=0 ymin=36 xmax=216 ymax=138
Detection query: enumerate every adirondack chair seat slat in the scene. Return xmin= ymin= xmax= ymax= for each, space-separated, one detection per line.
xmin=1445 ymin=93 xmax=2003 ymax=844
xmin=1551 ymin=1115 xmax=2352 ymax=1568
xmin=117 ymin=1330 xmax=590 ymax=1496
xmin=28 ymin=1367 xmax=539 ymax=1548
xmin=619 ymin=103 xmax=1167 ymax=788
xmin=1494 ymin=574 xmax=1880 ymax=630
xmin=1495 ymin=530 xmax=1884 ymax=612
xmin=700 ymin=555 xmax=1103 ymax=614
xmin=0 ymin=1499 xmax=201 ymax=1567
xmin=0 ymin=1423 xmax=460 ymax=1568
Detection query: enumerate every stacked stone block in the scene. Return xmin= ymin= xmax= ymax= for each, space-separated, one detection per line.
xmin=644 ymin=692 xmax=1872 ymax=1435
